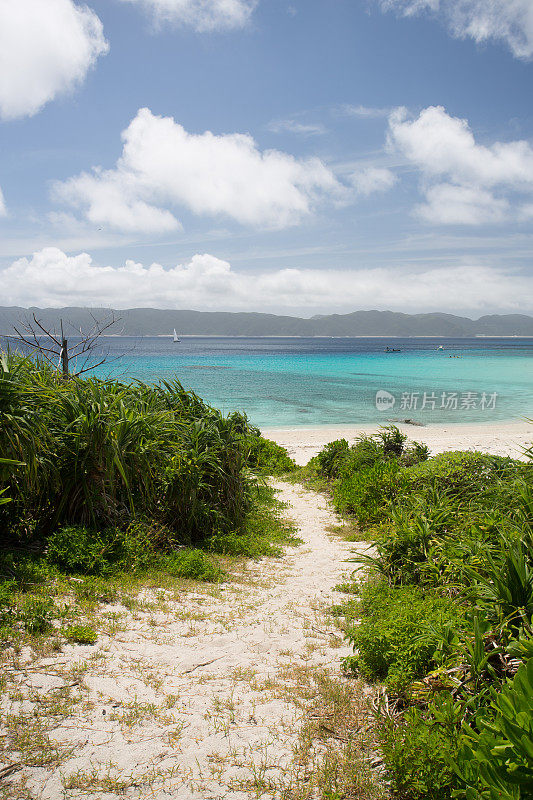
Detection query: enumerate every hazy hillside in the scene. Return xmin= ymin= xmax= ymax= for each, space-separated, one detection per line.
xmin=1 ymin=306 xmax=532 ymax=337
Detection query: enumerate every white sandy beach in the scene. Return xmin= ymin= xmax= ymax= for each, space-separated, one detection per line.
xmin=262 ymin=420 xmax=533 ymax=465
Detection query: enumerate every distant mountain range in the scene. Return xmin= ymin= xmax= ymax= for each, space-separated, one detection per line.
xmin=1 ymin=306 xmax=533 ymax=338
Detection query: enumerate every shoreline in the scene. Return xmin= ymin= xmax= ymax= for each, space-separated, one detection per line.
xmin=262 ymin=419 xmax=533 ymax=465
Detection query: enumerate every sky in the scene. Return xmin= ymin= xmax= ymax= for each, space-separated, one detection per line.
xmin=1 ymin=0 xmax=533 ymax=317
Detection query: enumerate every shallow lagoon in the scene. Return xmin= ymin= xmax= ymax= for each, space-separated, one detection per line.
xmin=78 ymin=336 xmax=533 ymax=428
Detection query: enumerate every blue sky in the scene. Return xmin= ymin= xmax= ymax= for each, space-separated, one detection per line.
xmin=1 ymin=0 xmax=533 ymax=315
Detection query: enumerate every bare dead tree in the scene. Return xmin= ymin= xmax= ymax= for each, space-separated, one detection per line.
xmin=11 ymin=312 xmax=123 ymax=377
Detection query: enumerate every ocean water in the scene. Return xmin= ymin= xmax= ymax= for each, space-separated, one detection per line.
xmin=8 ymin=335 xmax=528 ymax=429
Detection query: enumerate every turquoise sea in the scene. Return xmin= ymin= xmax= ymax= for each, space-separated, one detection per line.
xmin=4 ymin=335 xmax=532 ymax=428
xmin=60 ymin=336 xmax=533 ymax=428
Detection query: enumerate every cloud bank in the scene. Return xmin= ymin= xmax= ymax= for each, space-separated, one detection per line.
xmin=388 ymin=105 xmax=533 ymax=224
xmin=2 ymin=247 xmax=531 ymax=315
xmin=119 ymin=0 xmax=257 ymax=31
xmin=379 ymin=0 xmax=533 ymax=60
xmin=53 ymin=108 xmax=345 ymax=232
xmin=0 ymin=0 xmax=108 ymax=120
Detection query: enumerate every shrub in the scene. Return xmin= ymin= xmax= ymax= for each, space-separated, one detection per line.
xmin=316 ymin=438 xmax=351 ymax=479
xmin=312 ymin=427 xmax=429 ymax=485
xmin=0 ymin=356 xmax=258 ymax=544
xmin=402 ymin=451 xmax=519 ymax=502
xmin=333 ymin=460 xmax=402 ymax=525
xmin=0 ymin=552 xmax=55 ymax=591
xmin=165 ymin=549 xmax=225 ymax=582
xmin=46 ymin=526 xmax=120 ymax=575
xmin=46 ymin=522 xmax=160 ymax=576
xmin=345 ymin=580 xmax=464 ymax=693
xmin=379 ymin=695 xmax=460 ymax=800
xmin=455 ymin=658 xmax=533 ymax=799
xmin=246 ymin=431 xmax=297 ymax=475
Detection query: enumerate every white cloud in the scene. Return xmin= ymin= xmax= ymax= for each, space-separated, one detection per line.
xmin=351 ymin=167 xmax=397 ymax=196
xmin=2 ymin=246 xmax=532 ymax=314
xmin=268 ymin=119 xmax=327 ymax=136
xmin=0 ymin=187 xmax=7 ymax=217
xmin=388 ymin=105 xmax=533 ymax=224
xmin=343 ymin=104 xmax=390 ymax=119
xmin=119 ymin=0 xmax=257 ymax=31
xmin=0 ymin=0 xmax=108 ymax=121
xmin=417 ymin=184 xmax=509 ymax=224
xmin=53 ymin=107 xmax=345 ymax=232
xmin=379 ymin=0 xmax=533 ymax=60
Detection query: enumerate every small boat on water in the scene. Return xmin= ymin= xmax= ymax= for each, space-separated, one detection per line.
xmin=173 ymin=329 xmax=181 ymax=343
xmin=384 ymin=346 xmax=402 ymax=352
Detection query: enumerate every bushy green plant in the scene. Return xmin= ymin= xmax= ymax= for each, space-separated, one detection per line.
xmin=402 ymin=451 xmax=519 ymax=502
xmin=62 ymin=624 xmax=97 ymax=645
xmin=345 ymin=580 xmax=463 ymax=693
xmin=209 ymin=484 xmax=300 ymax=558
xmin=467 ymin=533 xmax=533 ymax=631
xmin=165 ymin=549 xmax=225 ymax=582
xmin=0 ymin=354 xmax=260 ymax=546
xmin=47 ymin=526 xmax=121 ymax=575
xmin=329 ymin=437 xmax=532 ymax=800
xmin=0 ymin=552 xmax=56 ymax=590
xmin=310 ymin=426 xmax=429 ymax=487
xmin=377 ymin=425 xmax=408 ymax=458
xmin=246 ymin=430 xmax=297 ymax=475
xmin=333 ymin=459 xmax=402 ymax=525
xmin=455 ymin=658 xmax=533 ymax=799
xmin=316 ymin=439 xmax=351 ymax=478
xmin=379 ymin=695 xmax=460 ymax=800
xmin=46 ymin=521 xmax=163 ymax=575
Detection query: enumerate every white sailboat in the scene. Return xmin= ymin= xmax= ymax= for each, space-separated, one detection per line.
xmin=173 ymin=329 xmax=181 ymax=343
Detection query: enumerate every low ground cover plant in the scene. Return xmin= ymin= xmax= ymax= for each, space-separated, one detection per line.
xmin=309 ymin=429 xmax=533 ymax=799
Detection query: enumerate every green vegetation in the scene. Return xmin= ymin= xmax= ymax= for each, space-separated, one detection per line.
xmin=308 ymin=427 xmax=533 ymax=800
xmin=62 ymin=624 xmax=97 ymax=644
xmin=165 ymin=548 xmax=225 ymax=582
xmin=246 ymin=429 xmax=297 ymax=476
xmin=0 ymin=352 xmax=297 ymax=647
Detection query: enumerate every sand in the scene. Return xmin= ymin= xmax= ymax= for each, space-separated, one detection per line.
xmin=1 ymin=482 xmax=368 ymax=800
xmin=262 ymin=419 xmax=533 ymax=466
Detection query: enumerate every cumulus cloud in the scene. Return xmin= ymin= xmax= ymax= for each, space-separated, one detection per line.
xmin=387 ymin=105 xmax=533 ymax=224
xmin=351 ymin=167 xmax=397 ymax=196
xmin=378 ymin=0 xmax=533 ymax=60
xmin=2 ymin=246 xmax=532 ymax=314
xmin=119 ymin=0 xmax=256 ymax=31
xmin=53 ymin=108 xmax=345 ymax=232
xmin=0 ymin=187 xmax=7 ymax=217
xmin=0 ymin=0 xmax=108 ymax=121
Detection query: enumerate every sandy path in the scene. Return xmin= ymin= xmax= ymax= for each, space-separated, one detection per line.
xmin=2 ymin=482 xmax=360 ymax=800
